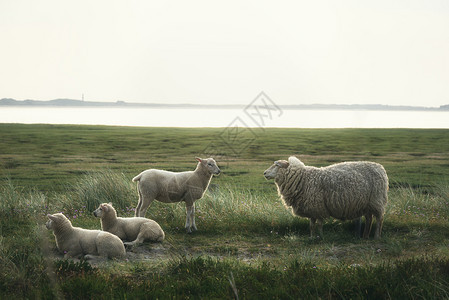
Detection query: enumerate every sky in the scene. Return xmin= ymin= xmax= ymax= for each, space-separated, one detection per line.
xmin=1 ymin=0 xmax=448 ymax=107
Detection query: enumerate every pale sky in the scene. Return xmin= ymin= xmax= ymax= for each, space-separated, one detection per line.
xmin=1 ymin=0 xmax=448 ymax=107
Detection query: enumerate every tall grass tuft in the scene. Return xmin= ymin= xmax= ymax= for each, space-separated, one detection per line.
xmin=70 ymin=170 xmax=135 ymax=212
xmin=0 ymin=181 xmax=53 ymax=298
xmin=193 ymin=184 xmax=297 ymax=234
xmin=0 ymin=179 xmax=48 ymax=220
xmin=141 ymin=184 xmax=299 ymax=234
xmin=388 ymin=185 xmax=449 ymax=223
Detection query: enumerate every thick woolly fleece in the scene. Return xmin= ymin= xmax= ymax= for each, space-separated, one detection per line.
xmin=267 ymin=156 xmax=388 ymax=238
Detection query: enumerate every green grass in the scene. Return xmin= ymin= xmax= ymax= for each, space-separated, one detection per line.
xmin=1 ymin=124 xmax=449 ymax=298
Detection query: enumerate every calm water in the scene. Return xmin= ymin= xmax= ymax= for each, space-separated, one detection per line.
xmin=0 ymin=106 xmax=448 ymax=128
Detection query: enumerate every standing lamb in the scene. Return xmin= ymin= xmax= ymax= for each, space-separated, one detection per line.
xmin=46 ymin=213 xmax=125 ymax=259
xmin=133 ymin=157 xmax=221 ymax=233
xmin=264 ymin=156 xmax=388 ymax=239
xmin=94 ymin=202 xmax=165 ymax=248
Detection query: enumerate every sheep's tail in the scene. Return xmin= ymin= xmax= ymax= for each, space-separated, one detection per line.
xmin=132 ymin=173 xmax=143 ymax=182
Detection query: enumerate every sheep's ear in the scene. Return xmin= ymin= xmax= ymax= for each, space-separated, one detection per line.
xmin=195 ymin=157 xmax=203 ymax=163
xmin=275 ymin=160 xmax=289 ymax=168
xmin=47 ymin=214 xmax=58 ymax=221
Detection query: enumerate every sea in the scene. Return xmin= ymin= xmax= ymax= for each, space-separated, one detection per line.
xmin=0 ymin=106 xmax=448 ymax=128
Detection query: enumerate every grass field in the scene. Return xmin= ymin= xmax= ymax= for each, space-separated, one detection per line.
xmin=1 ymin=124 xmax=449 ymax=298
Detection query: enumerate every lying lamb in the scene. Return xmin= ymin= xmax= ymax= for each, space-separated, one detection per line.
xmin=133 ymin=157 xmax=220 ymax=233
xmin=46 ymin=213 xmax=125 ymax=259
xmin=94 ymin=202 xmax=165 ymax=248
xmin=264 ymin=156 xmax=388 ymax=239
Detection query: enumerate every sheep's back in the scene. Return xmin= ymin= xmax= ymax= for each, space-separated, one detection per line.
xmin=138 ymin=169 xmax=194 ymax=201
xmin=118 ymin=217 xmax=150 ymax=240
xmin=320 ymin=162 xmax=388 ymax=219
xmin=72 ymin=228 xmax=104 ymax=254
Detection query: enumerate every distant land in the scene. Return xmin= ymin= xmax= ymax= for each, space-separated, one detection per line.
xmin=1 ymin=98 xmax=448 ymax=111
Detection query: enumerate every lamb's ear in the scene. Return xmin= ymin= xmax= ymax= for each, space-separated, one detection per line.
xmin=275 ymin=160 xmax=289 ymax=168
xmin=195 ymin=157 xmax=203 ymax=163
xmin=47 ymin=214 xmax=58 ymax=221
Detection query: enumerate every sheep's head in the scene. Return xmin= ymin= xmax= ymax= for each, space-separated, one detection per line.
xmin=196 ymin=157 xmax=221 ymax=175
xmin=46 ymin=213 xmax=69 ymax=230
xmin=93 ymin=203 xmax=113 ymax=218
xmin=264 ymin=160 xmax=289 ymax=180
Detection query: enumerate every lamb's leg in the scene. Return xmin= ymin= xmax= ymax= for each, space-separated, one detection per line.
xmin=185 ymin=205 xmax=193 ymax=233
xmin=126 ymin=223 xmax=163 ymax=248
xmin=190 ymin=204 xmax=197 ymax=232
xmin=374 ymin=214 xmax=384 ymax=239
xmin=123 ymin=238 xmax=146 ymax=250
xmin=136 ymin=196 xmax=154 ymax=218
xmin=135 ymin=199 xmax=142 ymax=217
xmin=135 ymin=184 xmax=143 ymax=217
xmin=363 ymin=214 xmax=373 ymax=238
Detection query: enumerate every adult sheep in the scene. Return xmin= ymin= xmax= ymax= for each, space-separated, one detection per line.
xmin=264 ymin=156 xmax=388 ymax=239
xmin=94 ymin=202 xmax=165 ymax=248
xmin=133 ymin=157 xmax=221 ymax=233
xmin=46 ymin=213 xmax=125 ymax=259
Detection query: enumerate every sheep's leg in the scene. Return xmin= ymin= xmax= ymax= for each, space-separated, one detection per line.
xmin=309 ymin=218 xmax=316 ymax=238
xmin=135 ymin=184 xmax=155 ymax=217
xmin=190 ymin=204 xmax=197 ymax=232
xmin=135 ymin=200 xmax=142 ymax=217
xmin=354 ymin=217 xmax=362 ymax=237
xmin=135 ymin=184 xmax=143 ymax=217
xmin=363 ymin=214 xmax=373 ymax=238
xmin=136 ymin=196 xmax=154 ymax=218
xmin=83 ymin=254 xmax=96 ymax=260
xmin=374 ymin=214 xmax=383 ymax=239
xmin=126 ymin=223 xmax=163 ymax=248
xmin=309 ymin=218 xmax=323 ymax=239
xmin=185 ymin=205 xmax=193 ymax=233
xmin=310 ymin=219 xmax=323 ymax=239
xmin=317 ymin=219 xmax=324 ymax=239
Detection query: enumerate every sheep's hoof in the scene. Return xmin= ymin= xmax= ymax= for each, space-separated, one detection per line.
xmin=186 ymin=228 xmax=192 ymax=234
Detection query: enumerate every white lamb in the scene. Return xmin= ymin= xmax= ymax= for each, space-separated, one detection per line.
xmin=46 ymin=213 xmax=125 ymax=259
xmin=264 ymin=156 xmax=388 ymax=239
xmin=132 ymin=157 xmax=221 ymax=233
xmin=93 ymin=202 xmax=165 ymax=248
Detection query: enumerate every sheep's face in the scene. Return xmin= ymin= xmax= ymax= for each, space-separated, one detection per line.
xmin=264 ymin=160 xmax=289 ymax=180
xmin=93 ymin=203 xmax=111 ymax=218
xmin=46 ymin=213 xmax=68 ymax=230
xmin=197 ymin=157 xmax=221 ymax=175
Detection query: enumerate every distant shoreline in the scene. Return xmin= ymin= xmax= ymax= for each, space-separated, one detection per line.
xmin=1 ymin=98 xmax=448 ymax=111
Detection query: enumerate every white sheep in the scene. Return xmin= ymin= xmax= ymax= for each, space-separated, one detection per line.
xmin=132 ymin=157 xmax=220 ymax=233
xmin=93 ymin=202 xmax=165 ymax=247
xmin=46 ymin=213 xmax=125 ymax=259
xmin=264 ymin=156 xmax=388 ymax=239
